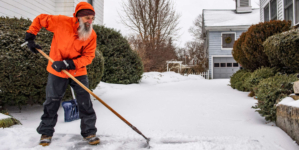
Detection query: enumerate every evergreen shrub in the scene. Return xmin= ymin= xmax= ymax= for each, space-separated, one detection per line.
xmin=252 ymin=73 xmax=297 ymax=122
xmin=232 ymin=32 xmax=251 ymax=68
xmin=0 ymin=17 xmax=104 ymax=108
xmin=232 ymin=20 xmax=291 ymax=71
xmin=230 ymin=69 xmax=251 ymax=91
xmin=263 ymin=28 xmax=299 ymax=73
xmin=244 ymin=67 xmax=276 ymax=92
xmin=93 ymin=25 xmax=143 ymax=84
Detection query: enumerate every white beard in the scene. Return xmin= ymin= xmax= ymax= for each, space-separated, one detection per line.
xmin=78 ymin=18 xmax=93 ymax=41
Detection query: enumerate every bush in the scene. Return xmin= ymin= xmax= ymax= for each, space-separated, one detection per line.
xmin=252 ymin=73 xmax=297 ymax=122
xmin=0 ymin=17 xmax=104 ymax=108
xmin=230 ymin=69 xmax=251 ymax=91
xmin=244 ymin=67 xmax=277 ymax=93
xmin=232 ymin=32 xmax=251 ymax=68
xmin=93 ymin=25 xmax=143 ymax=84
xmin=232 ymin=20 xmax=291 ymax=71
xmin=263 ymin=28 xmax=299 ymax=73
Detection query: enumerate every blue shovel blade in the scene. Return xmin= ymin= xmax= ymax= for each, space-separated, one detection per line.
xmin=62 ymin=99 xmax=80 ymax=122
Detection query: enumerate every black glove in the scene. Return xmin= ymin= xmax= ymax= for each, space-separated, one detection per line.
xmin=52 ymin=60 xmax=76 ymax=72
xmin=25 ymin=32 xmax=42 ymax=53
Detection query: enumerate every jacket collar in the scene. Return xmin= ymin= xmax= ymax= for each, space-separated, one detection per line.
xmin=73 ymin=17 xmax=80 ymax=35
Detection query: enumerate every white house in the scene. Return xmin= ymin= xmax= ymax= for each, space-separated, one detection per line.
xmin=260 ymin=0 xmax=299 ymax=26
xmin=202 ymin=0 xmax=260 ymax=79
xmin=0 ymin=0 xmax=104 ymax=25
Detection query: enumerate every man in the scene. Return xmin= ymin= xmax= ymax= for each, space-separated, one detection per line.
xmin=24 ymin=2 xmax=99 ymax=146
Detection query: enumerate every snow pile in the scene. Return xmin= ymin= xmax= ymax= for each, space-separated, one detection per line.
xmin=140 ymin=72 xmax=204 ymax=85
xmin=278 ymin=96 xmax=299 ymax=108
xmin=0 ymin=113 xmax=11 ymax=120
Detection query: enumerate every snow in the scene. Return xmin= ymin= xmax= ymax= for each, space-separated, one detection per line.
xmin=0 ymin=113 xmax=11 ymax=120
xmin=203 ymin=9 xmax=260 ymax=27
xmin=1 ymin=72 xmax=299 ymax=150
xmin=278 ymin=96 xmax=299 ymax=108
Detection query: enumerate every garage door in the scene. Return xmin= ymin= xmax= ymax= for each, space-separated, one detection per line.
xmin=213 ymin=57 xmax=240 ymax=79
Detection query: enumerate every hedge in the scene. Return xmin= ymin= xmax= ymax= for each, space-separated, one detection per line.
xmin=252 ymin=73 xmax=297 ymax=122
xmin=263 ymin=28 xmax=299 ymax=73
xmin=93 ymin=25 xmax=144 ymax=84
xmin=230 ymin=69 xmax=251 ymax=92
xmin=232 ymin=20 xmax=291 ymax=71
xmin=0 ymin=17 xmax=104 ymax=108
xmin=244 ymin=67 xmax=276 ymax=93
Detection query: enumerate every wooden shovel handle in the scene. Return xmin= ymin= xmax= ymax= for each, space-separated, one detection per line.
xmin=36 ymin=48 xmax=150 ymax=142
xmin=36 ymin=49 xmax=133 ymax=126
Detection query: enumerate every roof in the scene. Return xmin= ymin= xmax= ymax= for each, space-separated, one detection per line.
xmin=203 ymin=8 xmax=260 ymax=27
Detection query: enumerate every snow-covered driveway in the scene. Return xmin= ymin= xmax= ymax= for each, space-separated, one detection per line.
xmin=1 ymin=72 xmax=299 ymax=150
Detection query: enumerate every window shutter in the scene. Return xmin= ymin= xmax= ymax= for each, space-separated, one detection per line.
xmin=222 ymin=33 xmax=235 ymax=49
xmin=240 ymin=0 xmax=249 ymax=7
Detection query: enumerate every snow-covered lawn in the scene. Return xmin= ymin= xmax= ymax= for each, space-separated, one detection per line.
xmin=1 ymin=72 xmax=299 ymax=150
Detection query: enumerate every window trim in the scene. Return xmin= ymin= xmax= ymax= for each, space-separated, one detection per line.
xmin=221 ymin=32 xmax=236 ymax=50
xmin=270 ymin=0 xmax=277 ymax=20
xmin=295 ymin=0 xmax=299 ymax=25
xmin=284 ymin=0 xmax=294 ymax=25
xmin=263 ymin=0 xmax=278 ymax=22
xmin=264 ymin=3 xmax=270 ymax=21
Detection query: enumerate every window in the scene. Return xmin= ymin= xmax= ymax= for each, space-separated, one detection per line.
xmin=227 ymin=63 xmax=232 ymax=67
xmin=221 ymin=63 xmax=226 ymax=67
xmin=270 ymin=0 xmax=277 ymax=20
xmin=222 ymin=33 xmax=235 ymax=49
xmin=214 ymin=63 xmax=220 ymax=67
xmin=264 ymin=4 xmax=270 ymax=21
xmin=285 ymin=0 xmax=293 ymax=25
xmin=88 ymin=0 xmax=93 ymax=6
xmin=240 ymin=0 xmax=249 ymax=7
xmin=233 ymin=63 xmax=239 ymax=67
xmin=296 ymin=0 xmax=299 ymax=24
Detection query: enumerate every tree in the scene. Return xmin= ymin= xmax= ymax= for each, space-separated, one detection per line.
xmin=185 ymin=41 xmax=207 ymax=68
xmin=188 ymin=14 xmax=204 ymax=43
xmin=120 ymin=0 xmax=181 ymax=71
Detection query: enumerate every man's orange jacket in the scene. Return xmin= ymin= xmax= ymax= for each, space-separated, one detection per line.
xmin=27 ymin=2 xmax=97 ymax=78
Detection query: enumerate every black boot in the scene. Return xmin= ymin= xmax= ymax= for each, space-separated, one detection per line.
xmin=39 ymin=134 xmax=52 ymax=146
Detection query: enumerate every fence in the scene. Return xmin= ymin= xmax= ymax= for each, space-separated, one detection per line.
xmin=199 ymin=70 xmax=209 ymax=79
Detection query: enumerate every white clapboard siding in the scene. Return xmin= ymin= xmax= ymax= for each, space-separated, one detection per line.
xmin=56 ymin=0 xmax=75 ymax=16
xmin=0 ymin=0 xmax=103 ymax=25
xmin=277 ymin=0 xmax=283 ymax=20
xmin=0 ymin=0 xmax=55 ymax=20
xmin=93 ymin=0 xmax=104 ymax=25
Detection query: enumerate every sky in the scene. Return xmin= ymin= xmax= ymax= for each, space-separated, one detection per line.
xmin=103 ymin=0 xmax=260 ymax=48
xmin=1 ymin=72 xmax=299 ymax=149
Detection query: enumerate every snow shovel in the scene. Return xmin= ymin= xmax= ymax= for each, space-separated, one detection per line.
xmin=21 ymin=42 xmax=151 ymax=148
xmin=61 ymin=87 xmax=80 ymax=122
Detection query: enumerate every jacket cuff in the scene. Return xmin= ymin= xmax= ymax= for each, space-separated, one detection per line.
xmin=65 ymin=59 xmax=76 ymax=70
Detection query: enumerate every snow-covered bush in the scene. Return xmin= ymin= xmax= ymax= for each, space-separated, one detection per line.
xmin=252 ymin=73 xmax=297 ymax=122
xmin=244 ymin=67 xmax=277 ymax=95
xmin=93 ymin=25 xmax=143 ymax=84
xmin=0 ymin=17 xmax=104 ymax=108
xmin=232 ymin=20 xmax=291 ymax=71
xmin=263 ymin=28 xmax=299 ymax=73
xmin=230 ymin=69 xmax=251 ymax=92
